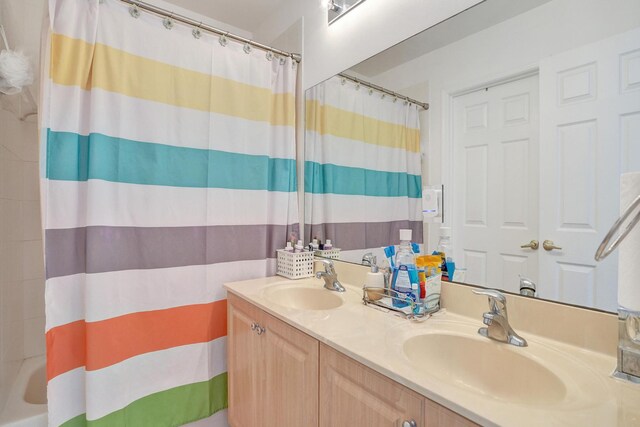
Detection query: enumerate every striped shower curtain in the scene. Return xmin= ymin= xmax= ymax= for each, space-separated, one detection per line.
xmin=305 ymin=75 xmax=422 ymax=254
xmin=40 ymin=1 xmax=298 ymax=426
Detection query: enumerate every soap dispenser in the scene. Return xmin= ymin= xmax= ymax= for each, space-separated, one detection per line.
xmin=365 ymin=263 xmax=384 ymax=301
xmin=366 ymin=263 xmax=384 ymax=287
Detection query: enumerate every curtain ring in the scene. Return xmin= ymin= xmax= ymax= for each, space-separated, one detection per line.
xmin=191 ymin=21 xmax=202 ymax=39
xmin=219 ymin=32 xmax=229 ymax=47
xmin=243 ymin=42 xmax=252 ymax=54
xmin=265 ymin=50 xmax=274 ymax=61
xmin=129 ymin=2 xmax=141 ymax=18
xmin=192 ymin=21 xmax=203 ymax=39
xmin=163 ymin=13 xmax=174 ymax=30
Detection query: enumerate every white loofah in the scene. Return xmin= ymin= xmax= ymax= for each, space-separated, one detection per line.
xmin=0 ymin=49 xmax=34 ymax=95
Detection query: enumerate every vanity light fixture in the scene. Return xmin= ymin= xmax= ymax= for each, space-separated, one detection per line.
xmin=328 ymin=0 xmax=368 ymax=25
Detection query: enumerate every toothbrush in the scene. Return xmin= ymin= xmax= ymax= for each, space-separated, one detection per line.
xmin=383 ymin=245 xmax=396 ymax=269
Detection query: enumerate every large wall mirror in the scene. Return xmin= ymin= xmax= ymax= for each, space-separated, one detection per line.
xmin=304 ymin=0 xmax=640 ymax=312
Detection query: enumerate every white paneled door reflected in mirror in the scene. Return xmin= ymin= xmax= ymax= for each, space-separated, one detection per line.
xmin=304 ymin=0 xmax=640 ymax=312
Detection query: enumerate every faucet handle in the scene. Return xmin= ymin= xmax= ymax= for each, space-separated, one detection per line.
xmin=472 ymin=288 xmax=505 ymax=302
xmin=319 ymin=258 xmax=336 ymax=274
xmin=473 ymin=289 xmax=507 ymax=314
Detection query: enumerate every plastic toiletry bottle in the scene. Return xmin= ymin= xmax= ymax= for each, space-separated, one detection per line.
xmin=294 ymin=240 xmax=304 ymax=253
xmin=391 ymin=229 xmax=419 ymax=308
xmin=284 ymin=241 xmax=294 ymax=252
xmin=411 ymin=282 xmax=422 ymax=314
xmin=324 ymin=239 xmax=333 ymax=250
xmin=435 ymin=227 xmax=453 ymax=281
xmin=416 ymin=255 xmax=428 ymax=299
xmin=311 ymin=238 xmax=320 ymax=251
xmin=289 ymin=232 xmax=298 ymax=247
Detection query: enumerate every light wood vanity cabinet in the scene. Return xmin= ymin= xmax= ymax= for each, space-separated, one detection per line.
xmin=228 ymin=294 xmax=477 ymax=427
xmin=227 ymin=293 xmax=319 ymax=427
xmin=320 ymin=343 xmax=423 ymax=427
xmin=320 ymin=344 xmax=477 ymax=427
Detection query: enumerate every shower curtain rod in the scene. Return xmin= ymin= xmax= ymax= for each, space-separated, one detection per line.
xmin=117 ymin=0 xmax=302 ymax=62
xmin=338 ymin=73 xmax=429 ymax=110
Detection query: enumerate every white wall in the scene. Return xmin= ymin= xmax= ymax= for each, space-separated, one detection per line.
xmin=146 ymin=0 xmax=253 ymax=39
xmin=366 ymin=0 xmax=640 ymax=250
xmin=255 ymin=0 xmax=483 ymax=90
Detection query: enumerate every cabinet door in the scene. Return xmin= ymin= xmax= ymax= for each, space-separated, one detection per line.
xmin=320 ymin=343 xmax=423 ymax=427
xmin=228 ymin=293 xmax=264 ymax=427
xmin=263 ymin=312 xmax=319 ymax=427
xmin=424 ymin=399 xmax=478 ymax=427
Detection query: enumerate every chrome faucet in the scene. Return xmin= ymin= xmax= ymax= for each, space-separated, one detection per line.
xmin=315 ymin=259 xmax=346 ymax=292
xmin=361 ymin=252 xmax=376 ymax=266
xmin=473 ymin=289 xmax=527 ymax=347
xmin=519 ymin=275 xmax=537 ymax=297
xmin=595 ymin=193 xmax=640 ymax=383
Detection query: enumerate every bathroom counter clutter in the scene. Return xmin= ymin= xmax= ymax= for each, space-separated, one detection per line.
xmin=224 ymin=276 xmax=640 ymax=427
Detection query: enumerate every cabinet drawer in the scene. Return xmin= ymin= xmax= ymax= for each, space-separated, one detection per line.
xmin=320 ymin=343 xmax=423 ymax=427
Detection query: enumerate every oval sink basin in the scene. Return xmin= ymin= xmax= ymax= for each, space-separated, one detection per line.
xmin=263 ymin=284 xmax=344 ymax=310
xmin=403 ymin=333 xmax=567 ymax=405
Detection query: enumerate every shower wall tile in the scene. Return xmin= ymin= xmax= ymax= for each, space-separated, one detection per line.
xmin=1 ymin=100 xmax=44 ymax=403
xmin=1 ymin=113 xmax=33 ymax=161
xmin=1 ymin=281 xmax=24 ymax=325
xmin=0 ymin=149 xmax=23 ymax=201
xmin=22 ymin=240 xmax=44 ymax=280
xmin=23 ymin=278 xmax=44 ymax=320
xmin=21 ymin=200 xmax=42 ymax=241
xmin=0 ymin=241 xmax=23 ymax=282
xmin=23 ymin=316 xmax=45 ymax=358
xmin=0 ymin=199 xmax=6 ymax=239
xmin=7 ymin=199 xmax=23 ymax=241
xmin=19 ymin=124 xmax=39 ymax=163
xmin=1 ymin=320 xmax=24 ymax=362
xmin=0 ymin=199 xmax=22 ymax=242
xmin=22 ymin=161 xmax=39 ymax=201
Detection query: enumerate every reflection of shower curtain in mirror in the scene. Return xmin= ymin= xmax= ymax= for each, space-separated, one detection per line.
xmin=305 ymin=75 xmax=422 ymax=250
xmin=41 ymin=1 xmax=298 ymax=426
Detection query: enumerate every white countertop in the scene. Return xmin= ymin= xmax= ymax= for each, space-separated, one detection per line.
xmin=224 ymin=276 xmax=640 ymax=427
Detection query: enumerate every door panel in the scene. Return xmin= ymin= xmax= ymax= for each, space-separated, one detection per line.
xmin=227 ymin=294 xmax=263 ymax=427
xmin=453 ymin=75 xmax=540 ymax=292
xmin=263 ymin=312 xmax=319 ymax=427
xmin=539 ymin=28 xmax=640 ymax=311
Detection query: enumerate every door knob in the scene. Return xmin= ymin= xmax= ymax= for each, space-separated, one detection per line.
xmin=402 ymin=420 xmax=417 ymax=427
xmin=543 ymin=240 xmax=562 ymax=251
xmin=520 ymin=240 xmax=539 ymax=250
